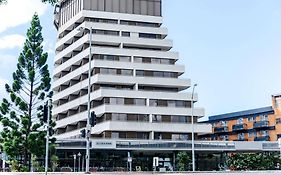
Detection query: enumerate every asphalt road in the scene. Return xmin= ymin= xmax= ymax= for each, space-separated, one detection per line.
xmin=1 ymin=171 xmax=281 ymax=175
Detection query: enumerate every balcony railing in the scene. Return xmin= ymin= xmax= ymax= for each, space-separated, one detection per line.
xmin=253 ymin=120 xmax=269 ymax=128
xmin=232 ymin=124 xmax=247 ymax=131
xmin=214 ymin=126 xmax=228 ymax=133
xmin=254 ymin=135 xmax=270 ymax=141
xmin=235 ymin=138 xmax=248 ymax=141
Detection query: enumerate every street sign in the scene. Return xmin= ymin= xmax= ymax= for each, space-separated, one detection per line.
xmin=153 ymin=157 xmax=159 ymax=167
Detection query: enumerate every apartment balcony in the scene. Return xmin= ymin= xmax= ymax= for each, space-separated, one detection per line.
xmin=232 ymin=124 xmax=247 ymax=131
xmin=214 ymin=126 xmax=228 ymax=133
xmin=253 ymin=121 xmax=269 ymax=129
xmin=254 ymin=135 xmax=270 ymax=141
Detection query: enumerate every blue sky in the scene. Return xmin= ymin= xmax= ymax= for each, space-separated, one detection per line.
xmin=0 ymin=0 xmax=280 ymax=119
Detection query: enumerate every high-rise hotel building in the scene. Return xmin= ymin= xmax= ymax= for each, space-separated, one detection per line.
xmin=52 ymin=0 xmax=211 ymax=170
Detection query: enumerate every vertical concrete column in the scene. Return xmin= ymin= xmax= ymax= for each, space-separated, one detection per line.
xmin=150 ymin=131 xmax=155 ymax=140
xmin=134 ymin=83 xmax=138 ymax=90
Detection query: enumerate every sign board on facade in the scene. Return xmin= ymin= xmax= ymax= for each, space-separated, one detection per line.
xmin=153 ymin=157 xmax=159 ymax=167
xmin=93 ymin=140 xmax=116 ymax=149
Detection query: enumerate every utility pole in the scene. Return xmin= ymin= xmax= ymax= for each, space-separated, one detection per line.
xmin=44 ymin=99 xmax=51 ymax=175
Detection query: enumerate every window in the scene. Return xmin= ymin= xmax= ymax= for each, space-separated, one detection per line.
xmin=237 ymin=118 xmax=243 ymax=124
xmin=261 ymin=130 xmax=269 ymax=136
xmin=134 ymin=57 xmax=142 ymax=63
xmin=167 ymin=100 xmax=176 ymax=107
xmin=154 ymin=133 xmax=162 ymax=140
xmin=119 ymin=56 xmax=131 ymax=62
xmin=135 ymin=99 xmax=146 ymax=106
xmin=248 ymin=131 xmax=254 ymax=137
xmin=139 ymin=33 xmax=159 ymax=39
xmin=276 ymin=118 xmax=281 ymax=124
xmin=151 ymin=58 xmax=161 ymax=64
xmin=238 ymin=133 xmax=245 ymax=140
xmin=149 ymin=99 xmax=157 ymax=106
xmin=111 ymin=132 xmax=119 ymax=139
xmin=121 ymin=69 xmax=132 ymax=76
xmin=171 ymin=116 xmax=187 ymax=123
xmin=172 ymin=134 xmax=188 ymax=141
xmin=136 ymin=70 xmax=144 ymax=76
xmin=179 ymin=134 xmax=188 ymax=140
xmin=261 ymin=115 xmax=268 ymax=121
xmin=221 ymin=121 xmax=227 ymax=126
xmin=248 ymin=116 xmax=255 ymax=122
xmin=121 ymin=31 xmax=130 ymax=37
xmin=153 ymin=115 xmax=162 ymax=122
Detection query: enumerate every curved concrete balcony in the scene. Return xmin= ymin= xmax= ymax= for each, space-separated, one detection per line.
xmin=55 ymin=104 xmax=204 ymax=129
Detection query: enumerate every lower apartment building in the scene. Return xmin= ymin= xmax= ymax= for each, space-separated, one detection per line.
xmin=200 ymin=94 xmax=281 ymax=141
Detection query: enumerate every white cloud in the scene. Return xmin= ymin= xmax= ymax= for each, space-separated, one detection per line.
xmin=0 ymin=0 xmax=48 ymax=33
xmin=42 ymin=40 xmax=55 ymax=55
xmin=0 ymin=34 xmax=26 ymax=50
xmin=0 ymin=54 xmax=17 ymax=75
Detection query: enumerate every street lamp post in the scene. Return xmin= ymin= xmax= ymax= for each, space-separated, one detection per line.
xmin=79 ymin=25 xmax=93 ymax=174
xmin=45 ymin=99 xmax=51 ymax=175
xmin=191 ymin=84 xmax=197 ymax=172
xmin=78 ymin=152 xmax=81 ymax=172
xmin=73 ymin=154 xmax=77 ymax=172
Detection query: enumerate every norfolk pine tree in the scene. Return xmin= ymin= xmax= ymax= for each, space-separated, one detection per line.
xmin=0 ymin=14 xmax=55 ymax=171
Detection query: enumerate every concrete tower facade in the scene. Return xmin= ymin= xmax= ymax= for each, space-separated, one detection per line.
xmin=52 ymin=0 xmax=210 ymax=143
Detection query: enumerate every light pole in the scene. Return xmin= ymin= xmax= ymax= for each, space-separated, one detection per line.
xmin=78 ymin=25 xmax=93 ymax=174
xmin=45 ymin=99 xmax=51 ymax=175
xmin=78 ymin=152 xmax=81 ymax=172
xmin=73 ymin=154 xmax=77 ymax=172
xmin=191 ymin=83 xmax=197 ymax=172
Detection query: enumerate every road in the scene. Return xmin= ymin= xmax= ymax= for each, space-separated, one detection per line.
xmin=0 ymin=171 xmax=281 ymax=175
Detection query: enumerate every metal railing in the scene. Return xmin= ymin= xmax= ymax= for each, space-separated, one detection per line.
xmin=253 ymin=120 xmax=269 ymax=128
xmin=232 ymin=124 xmax=246 ymax=131
xmin=214 ymin=126 xmax=228 ymax=133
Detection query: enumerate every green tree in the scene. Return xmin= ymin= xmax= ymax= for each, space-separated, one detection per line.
xmin=0 ymin=14 xmax=55 ymax=171
xmin=177 ymin=151 xmax=191 ymax=171
xmin=0 ymin=0 xmax=57 ymax=5
xmin=226 ymin=152 xmax=281 ymax=170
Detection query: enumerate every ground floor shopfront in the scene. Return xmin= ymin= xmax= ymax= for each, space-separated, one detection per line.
xmin=54 ymin=139 xmax=281 ymax=172
xmin=56 ymin=149 xmax=227 ymax=172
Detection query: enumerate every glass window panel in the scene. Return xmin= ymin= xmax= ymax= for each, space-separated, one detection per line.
xmin=136 ymin=70 xmax=144 ymax=76
xmin=121 ymin=69 xmax=132 ymax=76
xmin=119 ymin=56 xmax=130 ymax=62
xmin=116 ymin=98 xmax=124 ymax=105
xmin=167 ymin=101 xmax=176 ymax=107
xmin=153 ymin=115 xmax=161 ymax=122
xmin=149 ymin=99 xmax=157 ymax=106
xmin=110 ymin=98 xmax=117 ymax=105
xmin=151 ymin=58 xmax=160 ymax=64
xmin=134 ymin=57 xmax=142 ymax=63
xmin=135 ymin=99 xmax=146 ymax=106
xmin=179 ymin=134 xmax=188 ymax=140
xmin=111 ymin=132 xmax=119 ymax=139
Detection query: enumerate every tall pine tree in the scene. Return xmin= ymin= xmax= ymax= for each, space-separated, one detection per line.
xmin=0 ymin=14 xmax=55 ymax=171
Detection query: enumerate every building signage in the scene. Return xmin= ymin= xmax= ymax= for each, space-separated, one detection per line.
xmin=93 ymin=140 xmax=116 ymax=149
